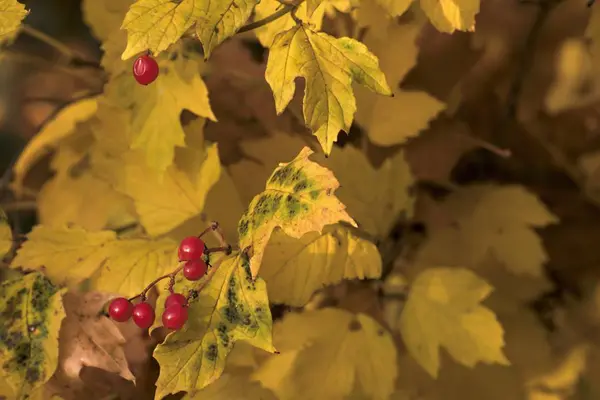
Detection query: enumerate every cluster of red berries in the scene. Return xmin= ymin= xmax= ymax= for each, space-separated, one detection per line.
xmin=133 ymin=53 xmax=159 ymax=86
xmin=107 ymin=236 xmax=209 ymax=331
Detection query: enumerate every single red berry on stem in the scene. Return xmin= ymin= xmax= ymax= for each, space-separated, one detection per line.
xmin=132 ymin=302 xmax=155 ymax=329
xmin=132 ymin=54 xmax=159 ymax=85
xmin=108 ymin=297 xmax=133 ymax=322
xmin=183 ymin=259 xmax=208 ymax=281
xmin=162 ymin=305 xmax=188 ymax=330
xmin=178 ymin=236 xmax=206 ymax=261
xmin=165 ymin=293 xmax=187 ymax=309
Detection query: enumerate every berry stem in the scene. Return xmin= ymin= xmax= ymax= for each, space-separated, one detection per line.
xmin=205 ymin=245 xmax=232 ymax=255
xmin=128 ymin=263 xmax=184 ymax=302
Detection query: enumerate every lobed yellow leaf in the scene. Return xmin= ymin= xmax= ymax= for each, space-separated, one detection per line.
xmin=153 ymin=252 xmax=276 ymax=398
xmin=120 ymin=0 xmax=258 ymax=60
xmin=355 ymin=19 xmax=445 ymax=146
xmin=237 ymin=146 xmax=356 ymax=279
xmin=11 ymin=225 xmax=178 ymax=296
xmin=0 ymin=272 xmax=66 ymax=399
xmin=106 ymin=57 xmax=215 ymax=175
xmin=253 ymin=308 xmax=397 ymax=400
xmin=265 ymin=25 xmax=392 ymax=155
xmin=418 ymin=184 xmax=559 ymax=276
xmin=419 ymin=0 xmax=480 ymax=33
xmin=260 ymin=224 xmax=382 ymax=306
xmin=399 ymin=267 xmax=510 ymax=378
xmin=0 ymin=0 xmax=28 ymax=45
xmin=82 ymin=0 xmax=133 ymax=42
xmin=12 ymin=97 xmax=99 ymax=191
xmin=0 ymin=208 xmax=12 ymax=259
xmin=317 ymin=146 xmax=415 ymax=238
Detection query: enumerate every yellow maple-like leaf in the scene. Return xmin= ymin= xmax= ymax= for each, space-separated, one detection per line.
xmin=265 ymin=25 xmax=392 ymax=155
xmin=117 ymin=144 xmax=221 ymax=236
xmin=253 ymin=308 xmax=397 ymax=400
xmin=260 ymin=224 xmax=381 ymax=306
xmin=11 ymin=225 xmax=178 ymax=296
xmin=12 ymin=96 xmax=99 ymax=191
xmin=420 ymin=0 xmax=479 ymax=33
xmin=418 ymin=184 xmax=559 ymax=277
xmin=373 ymin=0 xmax=412 ymax=17
xmin=153 ymin=252 xmax=276 ymax=398
xmin=0 ymin=208 xmax=12 ymax=258
xmin=238 ymin=146 xmax=356 ymax=279
xmin=316 ymin=146 xmax=415 ymax=238
xmin=0 ymin=272 xmax=66 ymax=399
xmin=106 ymin=56 xmax=215 ymax=175
xmin=0 ymin=0 xmax=28 ymax=44
xmin=82 ymin=0 xmax=132 ymax=42
xmin=399 ymin=267 xmax=510 ymax=378
xmin=120 ymin=0 xmax=257 ymax=60
xmin=355 ymin=18 xmax=445 ymax=146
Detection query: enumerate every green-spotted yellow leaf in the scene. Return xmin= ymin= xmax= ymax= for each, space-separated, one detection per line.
xmin=0 ymin=208 xmax=12 ymax=259
xmin=153 ymin=252 xmax=276 ymax=398
xmin=237 ymin=146 xmax=356 ymax=279
xmin=0 ymin=272 xmax=66 ymax=398
xmin=265 ymin=25 xmax=391 ymax=155
xmin=0 ymin=0 xmax=28 ymax=44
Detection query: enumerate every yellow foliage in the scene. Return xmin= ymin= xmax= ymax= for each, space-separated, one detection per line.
xmin=419 ymin=0 xmax=479 ymax=33
xmin=265 ymin=25 xmax=392 ymax=155
xmin=0 ymin=0 xmax=27 ymax=44
xmin=12 ymin=97 xmax=99 ymax=192
xmin=105 ymin=56 xmax=215 ymax=175
xmin=260 ymin=224 xmax=382 ymax=306
xmin=238 ymin=147 xmax=356 ymax=278
xmin=399 ymin=267 xmax=510 ymax=378
xmin=11 ymin=225 xmax=178 ymax=296
xmin=120 ymin=0 xmax=258 ymax=59
xmin=153 ymin=252 xmax=276 ymax=398
xmin=417 ymin=184 xmax=559 ymax=277
xmin=253 ymin=308 xmax=398 ymax=400
xmin=0 ymin=208 xmax=11 ymax=259
xmin=183 ymin=373 xmax=277 ymax=400
xmin=317 ymin=146 xmax=415 ymax=238
xmin=0 ymin=272 xmax=66 ymax=399
xmin=354 ymin=18 xmax=445 ymax=146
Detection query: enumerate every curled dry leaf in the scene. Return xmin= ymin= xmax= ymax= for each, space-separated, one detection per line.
xmin=44 ymin=291 xmax=151 ymax=399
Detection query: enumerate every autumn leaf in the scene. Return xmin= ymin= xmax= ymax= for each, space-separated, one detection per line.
xmin=120 ymin=0 xmax=258 ymax=60
xmin=238 ymin=146 xmax=356 ymax=278
xmin=253 ymin=308 xmax=397 ymax=400
xmin=153 ymin=252 xmax=276 ymax=398
xmin=265 ymin=25 xmax=391 ymax=155
xmin=399 ymin=267 xmax=510 ymax=378
xmin=0 ymin=272 xmax=66 ymax=399
xmin=0 ymin=0 xmax=28 ymax=44
xmin=316 ymin=146 xmax=415 ymax=238
xmin=260 ymin=224 xmax=382 ymax=306
xmin=82 ymin=0 xmax=133 ymax=42
xmin=105 ymin=56 xmax=215 ymax=175
xmin=420 ymin=0 xmax=480 ymax=33
xmin=11 ymin=225 xmax=178 ymax=296
xmin=355 ymin=18 xmax=445 ymax=146
xmin=0 ymin=208 xmax=12 ymax=259
xmin=12 ymin=96 xmax=99 ymax=191
xmin=417 ymin=184 xmax=559 ymax=277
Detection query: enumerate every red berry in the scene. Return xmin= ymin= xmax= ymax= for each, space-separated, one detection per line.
xmin=178 ymin=236 xmax=206 ymax=261
xmin=165 ymin=293 xmax=187 ymax=309
xmin=108 ymin=297 xmax=133 ymax=322
xmin=132 ymin=54 xmax=159 ymax=85
xmin=183 ymin=259 xmax=208 ymax=281
xmin=132 ymin=302 xmax=155 ymax=329
xmin=162 ymin=305 xmax=188 ymax=330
